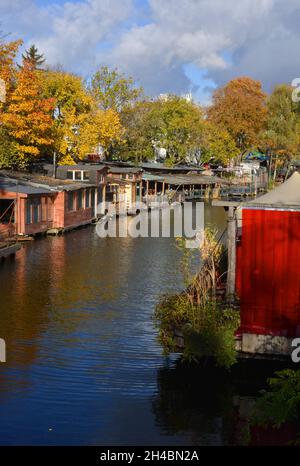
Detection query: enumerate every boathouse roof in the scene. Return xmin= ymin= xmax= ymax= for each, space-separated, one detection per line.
xmin=0 ymin=177 xmax=54 ymax=195
xmin=139 ymin=162 xmax=203 ymax=173
xmin=42 ymin=163 xmax=108 ymax=174
xmin=107 ymin=166 xmax=143 ymax=174
xmin=247 ymin=172 xmax=300 ymax=209
xmin=142 ymin=172 xmax=229 ymax=185
xmin=0 ymin=172 xmax=95 ymax=193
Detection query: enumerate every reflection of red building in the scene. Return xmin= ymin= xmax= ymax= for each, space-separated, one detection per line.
xmin=236 ymin=173 xmax=300 ymax=355
xmin=0 ymin=175 xmax=98 ymax=239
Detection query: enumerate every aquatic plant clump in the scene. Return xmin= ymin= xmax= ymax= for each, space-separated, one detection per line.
xmin=154 ymin=295 xmax=240 ymax=368
xmin=154 ymin=227 xmax=240 ymax=369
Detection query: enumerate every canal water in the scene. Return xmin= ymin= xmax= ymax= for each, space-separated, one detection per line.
xmin=0 ymin=204 xmax=278 ymax=445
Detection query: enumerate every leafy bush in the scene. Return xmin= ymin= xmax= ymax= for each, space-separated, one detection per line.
xmin=251 ymin=369 xmax=300 ymax=428
xmin=153 ymin=227 xmax=240 ymax=369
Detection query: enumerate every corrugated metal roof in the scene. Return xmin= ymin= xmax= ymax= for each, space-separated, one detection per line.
xmin=46 ymin=163 xmax=107 ymax=171
xmin=142 ymin=173 xmax=165 ymax=181
xmin=0 ymin=179 xmax=53 ymax=195
xmin=142 ymin=173 xmax=228 ymax=185
xmin=139 ymin=162 xmax=203 ymax=172
xmin=108 ymin=167 xmax=143 ymax=174
xmin=0 ymin=175 xmax=95 ymax=194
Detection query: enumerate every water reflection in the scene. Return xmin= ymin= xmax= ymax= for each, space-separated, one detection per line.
xmin=0 ymin=204 xmax=233 ymax=445
xmin=152 ymin=358 xmax=294 ymax=446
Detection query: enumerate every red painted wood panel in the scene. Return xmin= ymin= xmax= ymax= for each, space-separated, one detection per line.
xmin=236 ymin=209 xmax=300 ymax=337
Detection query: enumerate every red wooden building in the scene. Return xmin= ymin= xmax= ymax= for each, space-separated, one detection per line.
xmin=236 ymin=172 xmax=300 ymax=355
xmin=0 ymin=174 xmax=98 ymax=239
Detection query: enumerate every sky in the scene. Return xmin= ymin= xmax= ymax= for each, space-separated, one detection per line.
xmin=1 ymin=0 xmax=300 ymax=104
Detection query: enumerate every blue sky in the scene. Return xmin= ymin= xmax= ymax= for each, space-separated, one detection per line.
xmin=1 ymin=0 xmax=300 ymax=104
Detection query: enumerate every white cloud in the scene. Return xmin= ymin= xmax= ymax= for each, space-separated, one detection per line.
xmin=1 ymin=0 xmax=300 ymax=101
xmin=36 ymin=0 xmax=133 ymax=70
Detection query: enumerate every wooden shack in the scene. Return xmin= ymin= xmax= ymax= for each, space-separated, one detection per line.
xmin=236 ymin=172 xmax=300 ymax=356
xmin=0 ymin=173 xmax=98 ymax=237
xmin=106 ymin=167 xmax=143 ymax=210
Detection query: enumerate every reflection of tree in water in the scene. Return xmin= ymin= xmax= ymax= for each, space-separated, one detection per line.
xmin=151 ymin=357 xmax=292 ymax=445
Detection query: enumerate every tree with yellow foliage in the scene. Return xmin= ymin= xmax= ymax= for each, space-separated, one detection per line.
xmin=0 ymin=39 xmax=22 ymax=94
xmin=2 ymin=59 xmax=55 ymax=166
xmin=40 ymin=70 xmax=123 ymax=164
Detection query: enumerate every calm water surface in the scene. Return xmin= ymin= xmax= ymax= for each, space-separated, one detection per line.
xmin=0 ymin=204 xmax=258 ymax=445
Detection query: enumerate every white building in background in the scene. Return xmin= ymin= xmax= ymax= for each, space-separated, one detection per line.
xmin=158 ymin=92 xmax=193 ymax=103
xmin=181 ymin=92 xmax=192 ymax=102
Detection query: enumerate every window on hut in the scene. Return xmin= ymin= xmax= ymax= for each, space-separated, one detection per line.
xmin=41 ymin=198 xmax=47 ymax=222
xmin=91 ymin=189 xmax=95 ymax=208
xmin=78 ymin=190 xmax=83 ymax=209
xmin=33 ymin=199 xmax=40 ymax=224
xmin=75 ymin=171 xmax=81 ymax=181
xmin=68 ymin=192 xmax=74 ymax=211
xmin=85 ymin=189 xmax=90 ymax=208
xmin=26 ymin=200 xmax=32 ymax=224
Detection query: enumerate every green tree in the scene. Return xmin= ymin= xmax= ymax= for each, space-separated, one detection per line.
xmin=201 ymin=122 xmax=240 ymax=165
xmin=119 ymin=96 xmax=205 ymax=165
xmin=262 ymin=84 xmax=300 ymax=154
xmin=117 ymin=100 xmax=154 ymax=162
xmin=22 ymin=44 xmax=45 ymax=69
xmin=261 ymin=84 xmax=300 ymax=179
xmin=90 ymin=66 xmax=143 ymax=112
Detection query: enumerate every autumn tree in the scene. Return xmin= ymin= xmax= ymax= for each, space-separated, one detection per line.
xmin=40 ymin=70 xmax=122 ymax=163
xmin=208 ymin=77 xmax=267 ymax=151
xmin=2 ymin=60 xmax=55 ymax=165
xmin=90 ymin=66 xmax=143 ymax=112
xmin=0 ymin=39 xmax=22 ymax=100
xmin=0 ymin=127 xmax=19 ymax=168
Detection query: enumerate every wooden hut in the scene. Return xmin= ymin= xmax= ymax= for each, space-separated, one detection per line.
xmin=0 ymin=173 xmax=98 ymax=237
xmin=106 ymin=167 xmax=143 ymax=210
xmin=0 ymin=178 xmax=55 ymax=238
xmin=236 ymin=172 xmax=300 ymax=356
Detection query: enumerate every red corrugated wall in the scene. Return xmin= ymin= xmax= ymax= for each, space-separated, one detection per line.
xmin=236 ymin=208 xmax=300 ymax=337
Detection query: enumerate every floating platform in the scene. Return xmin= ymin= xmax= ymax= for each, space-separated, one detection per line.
xmin=0 ymin=242 xmax=21 ymax=259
